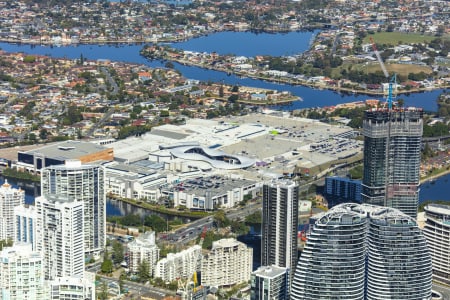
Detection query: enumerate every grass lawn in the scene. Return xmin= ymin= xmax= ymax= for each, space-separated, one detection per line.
xmin=332 ymin=62 xmax=432 ymax=79
xmin=365 ymin=62 xmax=432 ymax=76
xmin=363 ymin=32 xmax=449 ymax=45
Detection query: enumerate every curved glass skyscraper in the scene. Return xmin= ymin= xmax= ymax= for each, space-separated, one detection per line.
xmin=366 ymin=206 xmax=432 ymax=300
xmin=291 ymin=203 xmax=432 ymax=300
xmin=291 ymin=203 xmax=367 ymax=299
xmin=423 ymin=204 xmax=450 ymax=285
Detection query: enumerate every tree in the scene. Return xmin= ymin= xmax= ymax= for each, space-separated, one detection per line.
xmin=98 ymin=281 xmax=108 ymax=300
xmin=27 ymin=133 xmax=37 ymax=141
xmin=201 ymin=231 xmax=224 ymax=250
xmin=213 ymin=210 xmax=230 ymax=228
xmin=245 ymin=211 xmax=262 ymax=224
xmin=228 ymin=94 xmax=239 ymax=103
xmin=62 ymin=105 xmax=83 ymax=125
xmin=119 ymin=273 xmax=126 ymax=293
xmin=23 ymin=55 xmax=36 ymax=63
xmin=0 ymin=239 xmax=13 ymax=251
xmin=101 ymin=258 xmax=113 ymax=274
xmin=111 ymin=240 xmax=124 ymax=265
xmin=121 ymin=214 xmax=142 ymax=227
xmin=39 ymin=128 xmax=48 ymax=140
xmin=422 ymin=142 xmax=435 ymax=160
xmin=133 ymin=105 xmax=143 ymax=115
xmin=144 ymin=215 xmax=167 ymax=233
xmin=101 ymin=250 xmax=113 ymax=274
xmin=230 ymin=220 xmax=249 ymax=235
xmin=159 ymin=110 xmax=170 ymax=118
xmin=137 ymin=259 xmax=151 ymax=283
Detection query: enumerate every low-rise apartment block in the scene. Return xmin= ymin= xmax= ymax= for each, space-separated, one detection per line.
xmin=128 ymin=231 xmax=160 ymax=276
xmin=201 ymin=238 xmax=252 ymax=287
xmin=154 ymin=245 xmax=202 ymax=283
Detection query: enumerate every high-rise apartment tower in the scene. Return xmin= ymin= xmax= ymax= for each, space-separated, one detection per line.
xmin=251 ymin=265 xmax=289 ymax=300
xmin=41 ymin=160 xmax=105 ymax=255
xmin=14 ymin=204 xmax=37 ymax=250
xmin=362 ymin=108 xmax=423 ymax=218
xmin=423 ymin=203 xmax=450 ymax=285
xmin=262 ymin=179 xmax=299 ymax=272
xmin=35 ymin=195 xmax=84 ymax=280
xmin=0 ymin=180 xmax=25 ymax=241
xmin=291 ymin=203 xmax=432 ymax=300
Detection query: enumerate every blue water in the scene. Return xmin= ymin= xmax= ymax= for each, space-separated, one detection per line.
xmin=420 ymin=173 xmax=450 ymax=203
xmin=169 ymin=30 xmax=319 ymax=57
xmin=0 ymin=30 xmax=444 ymax=112
xmin=0 ymin=176 xmax=122 ymax=214
xmin=1 ymin=172 xmax=449 ymax=216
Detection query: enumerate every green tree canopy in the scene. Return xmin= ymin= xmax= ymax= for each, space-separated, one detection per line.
xmin=137 ymin=259 xmax=151 ymax=283
xmin=144 ymin=215 xmax=167 ymax=233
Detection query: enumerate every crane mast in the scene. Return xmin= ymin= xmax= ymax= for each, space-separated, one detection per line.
xmin=370 ymin=37 xmax=395 ymax=110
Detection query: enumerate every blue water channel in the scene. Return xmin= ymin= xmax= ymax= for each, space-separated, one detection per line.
xmin=1 ymin=172 xmax=449 ymax=217
xmin=0 ymin=30 xmax=448 ymax=210
xmin=0 ymin=30 xmax=445 ymax=111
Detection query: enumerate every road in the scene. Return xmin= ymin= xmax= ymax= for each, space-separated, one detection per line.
xmin=97 ymin=274 xmax=172 ymax=299
xmin=162 ymin=202 xmax=263 ymax=245
xmin=433 ymin=283 xmax=450 ymax=300
xmin=85 ymin=67 xmax=119 ymax=137
xmin=85 ymin=106 xmax=116 ymax=137
xmin=225 ymin=202 xmax=262 ymax=221
xmin=163 ymin=216 xmax=214 ymax=245
xmin=86 ymin=261 xmax=102 ymax=273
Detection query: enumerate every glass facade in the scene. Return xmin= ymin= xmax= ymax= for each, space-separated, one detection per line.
xmin=291 ymin=203 xmax=432 ymax=300
xmin=292 ymin=203 xmax=367 ymax=299
xmin=362 ymin=108 xmax=423 ymax=218
xmin=41 ymin=161 xmax=105 ymax=255
xmin=251 ymin=266 xmax=289 ymax=300
xmin=262 ymin=180 xmax=299 ymax=273
xmin=423 ymin=204 xmax=450 ymax=285
xmin=366 ymin=206 xmax=432 ymax=300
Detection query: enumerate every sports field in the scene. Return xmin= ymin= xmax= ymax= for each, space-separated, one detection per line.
xmin=365 ymin=62 xmax=432 ymax=76
xmin=331 ymin=62 xmax=432 ymax=79
xmin=363 ymin=32 xmax=449 ymax=45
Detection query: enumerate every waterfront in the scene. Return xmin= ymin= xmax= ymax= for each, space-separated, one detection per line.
xmin=420 ymin=173 xmax=450 ymax=203
xmin=0 ymin=30 xmax=444 ymax=112
xmin=2 ymin=172 xmax=449 ymax=217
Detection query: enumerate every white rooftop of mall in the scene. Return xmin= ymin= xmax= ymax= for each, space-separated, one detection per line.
xmin=107 ymin=112 xmax=360 ymax=178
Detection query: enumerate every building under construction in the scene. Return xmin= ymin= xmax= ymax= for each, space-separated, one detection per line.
xmin=361 ymin=107 xmax=423 ymax=218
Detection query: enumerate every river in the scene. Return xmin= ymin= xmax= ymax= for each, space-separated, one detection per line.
xmin=1 ymin=172 xmax=449 ymax=217
xmin=1 ymin=172 xmax=448 ymax=270
xmin=0 ymin=175 xmax=186 ymax=219
xmin=0 ymin=31 xmax=448 ymax=209
xmin=0 ymin=30 xmax=445 ymax=112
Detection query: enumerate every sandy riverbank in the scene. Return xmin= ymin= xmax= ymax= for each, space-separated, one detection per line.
xmin=420 ymin=167 xmax=450 ymax=184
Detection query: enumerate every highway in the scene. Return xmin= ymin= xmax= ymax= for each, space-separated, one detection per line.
xmin=97 ymin=274 xmax=173 ymax=299
xmin=161 ymin=202 xmax=262 ymax=245
xmin=162 ymin=216 xmax=214 ymax=244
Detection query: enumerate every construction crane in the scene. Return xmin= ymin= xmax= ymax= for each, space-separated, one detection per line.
xmin=370 ymin=37 xmax=399 ymax=208
xmin=370 ymin=37 xmax=396 ymax=110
